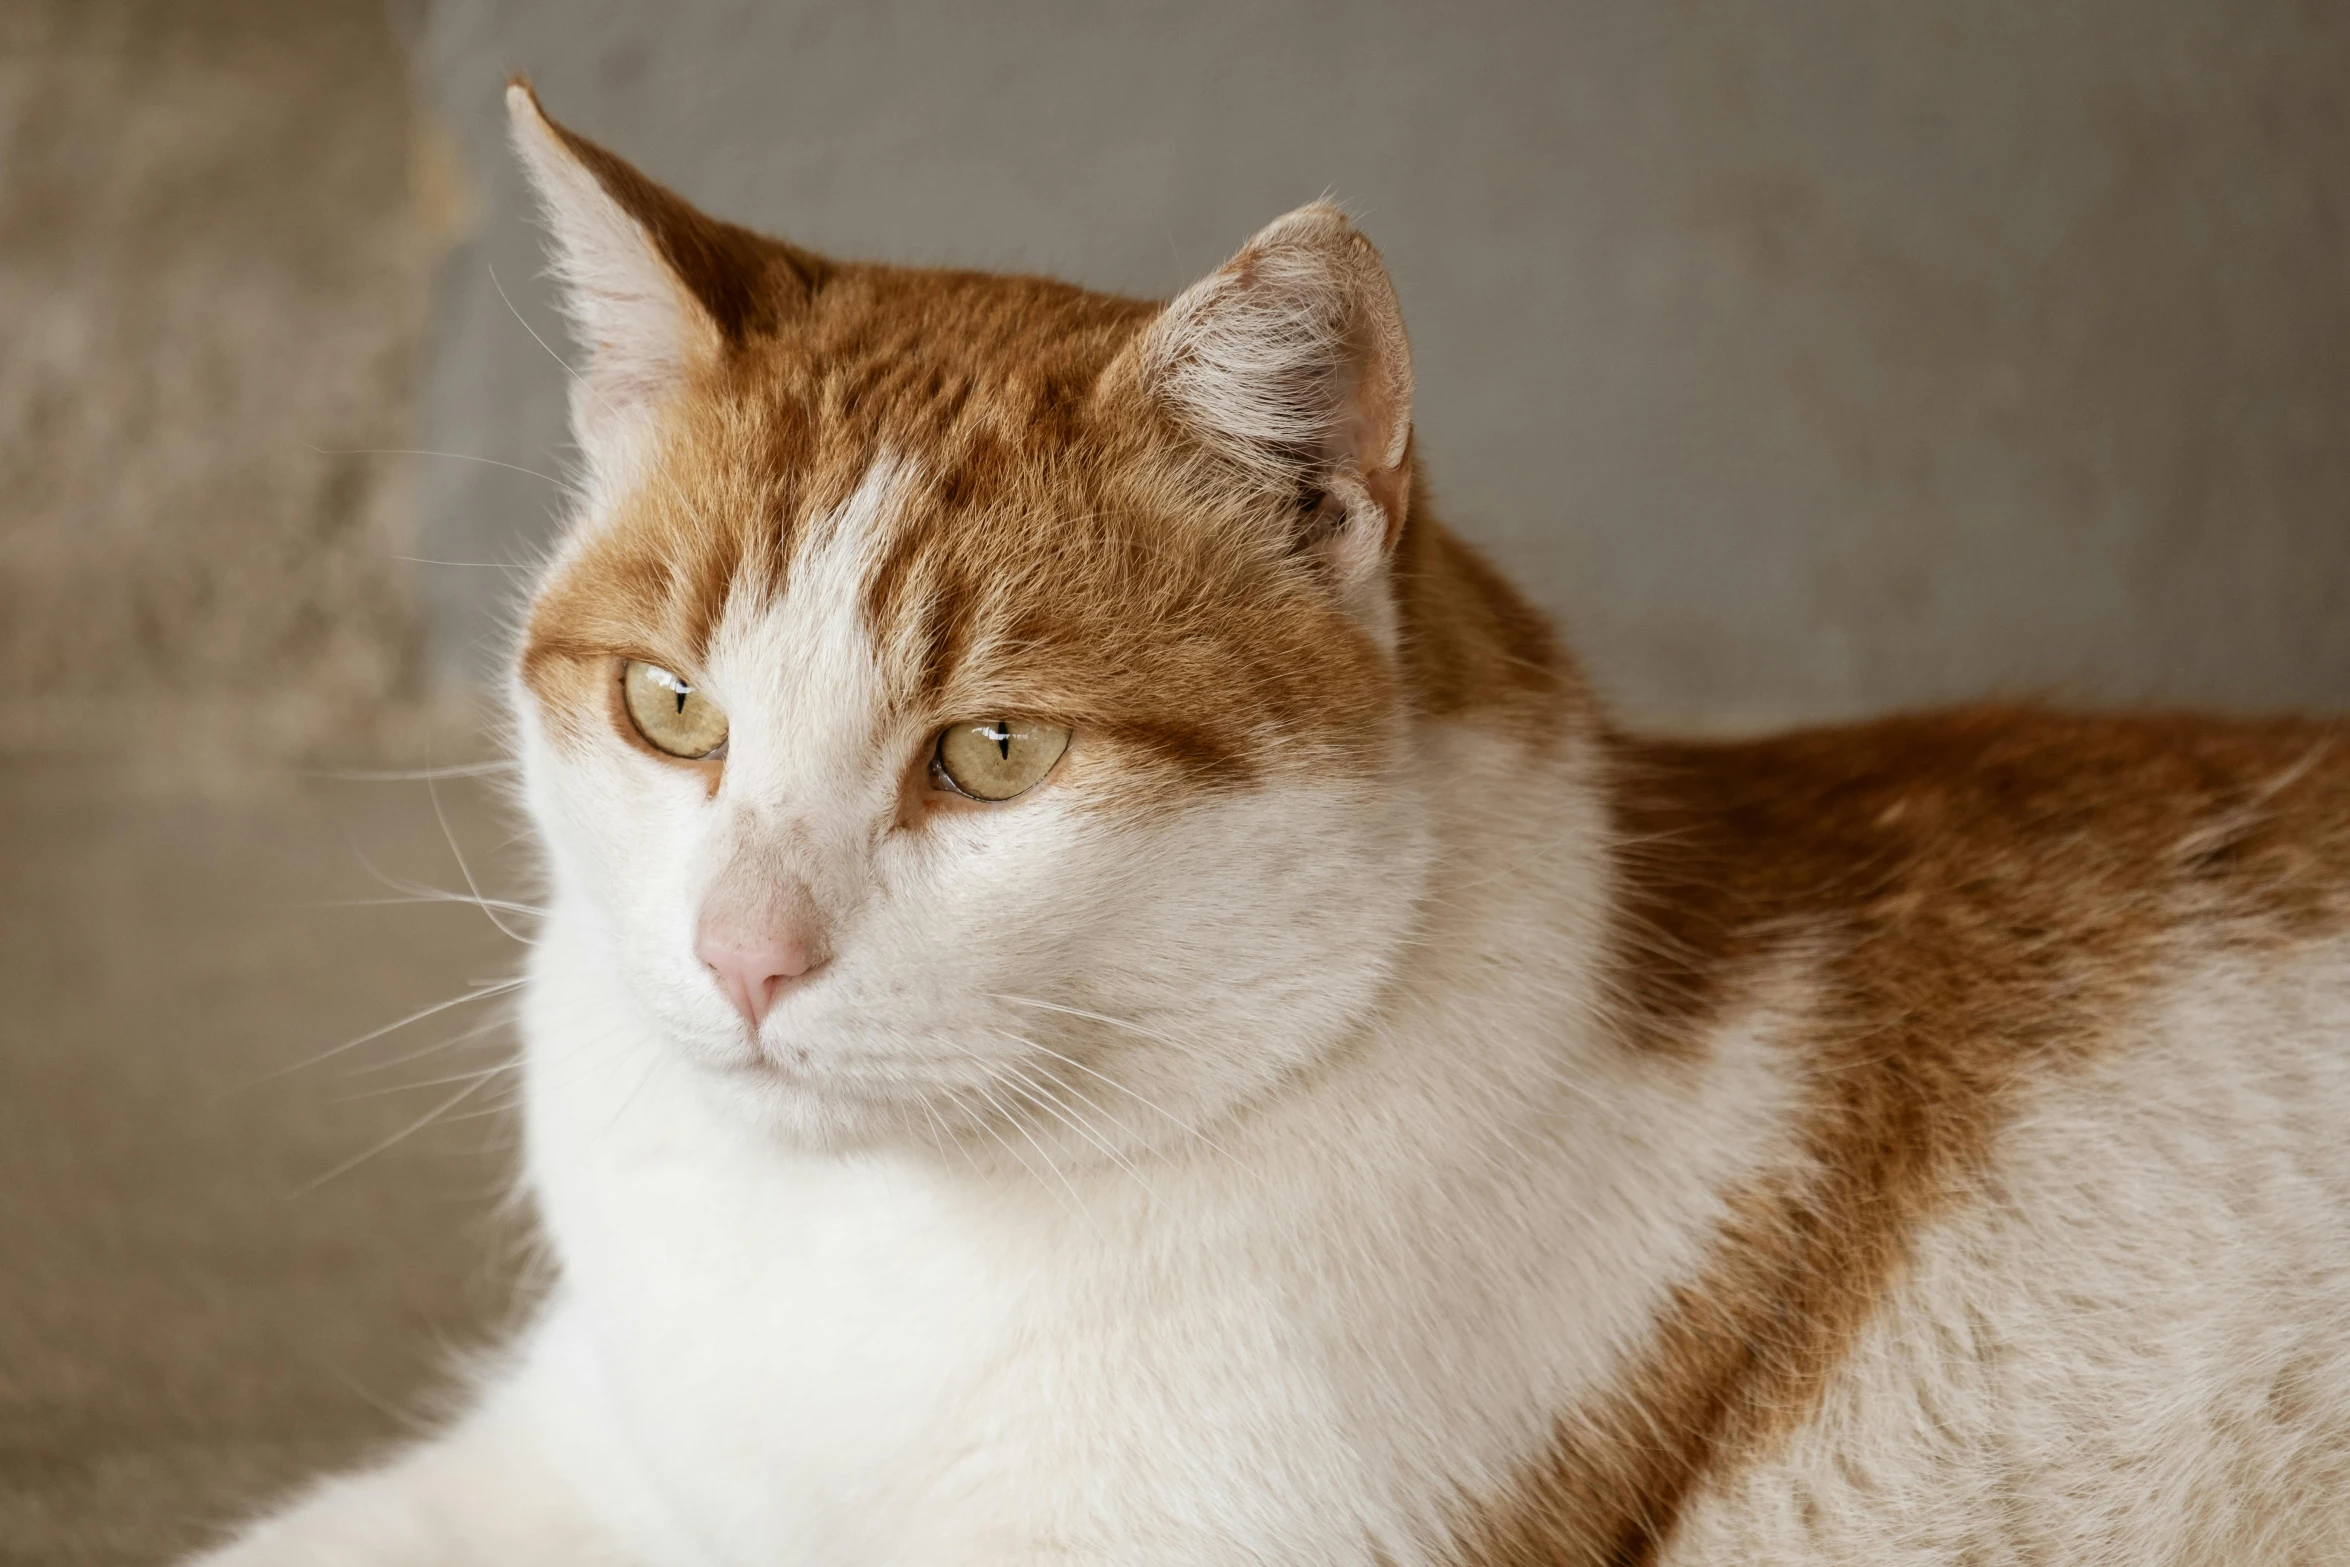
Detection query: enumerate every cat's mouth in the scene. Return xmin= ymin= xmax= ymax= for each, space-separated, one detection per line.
xmin=679 ymin=1004 xmax=1074 ymax=1129
xmin=711 ymin=1039 xmax=968 ymax=1102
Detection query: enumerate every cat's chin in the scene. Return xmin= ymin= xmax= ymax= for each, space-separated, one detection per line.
xmin=684 ymin=1048 xmax=955 ymax=1155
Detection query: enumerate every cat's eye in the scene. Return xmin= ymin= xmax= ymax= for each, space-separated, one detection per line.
xmin=621 ymin=660 xmax=729 ymax=760
xmin=933 ymin=719 xmax=1070 ymax=801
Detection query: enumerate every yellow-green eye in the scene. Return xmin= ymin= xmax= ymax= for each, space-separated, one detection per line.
xmin=621 ymin=660 xmax=729 ymax=759
xmin=933 ymin=719 xmax=1070 ymax=801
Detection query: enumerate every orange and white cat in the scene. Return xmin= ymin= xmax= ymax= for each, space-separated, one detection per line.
xmin=193 ymin=83 xmax=2350 ymax=1566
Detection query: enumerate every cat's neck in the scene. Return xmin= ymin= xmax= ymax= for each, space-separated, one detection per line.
xmin=1388 ymin=489 xmax=1595 ymax=748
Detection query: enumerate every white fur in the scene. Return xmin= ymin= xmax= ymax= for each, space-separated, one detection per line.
xmin=188 ymin=440 xmax=1817 ymax=1563
xmin=192 ymin=740 xmax=2350 ymax=1565
xmin=187 ymin=114 xmax=2350 ymax=1566
xmin=1666 ymin=942 xmax=2350 ymax=1565
xmin=187 ymin=436 xmax=2350 ymax=1561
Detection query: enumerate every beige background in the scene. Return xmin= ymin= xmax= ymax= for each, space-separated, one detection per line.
xmin=0 ymin=0 xmax=439 ymax=766
xmin=1 ymin=2 xmax=2345 ymax=1561
xmin=2 ymin=6 xmax=510 ymax=1562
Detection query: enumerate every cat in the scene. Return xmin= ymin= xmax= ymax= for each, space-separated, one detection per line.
xmin=191 ymin=80 xmax=2350 ymax=1566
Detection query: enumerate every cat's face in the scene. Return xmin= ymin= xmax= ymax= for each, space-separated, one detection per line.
xmin=508 ymin=87 xmax=1431 ymax=1155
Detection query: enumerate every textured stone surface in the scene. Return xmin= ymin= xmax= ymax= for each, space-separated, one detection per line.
xmin=412 ymin=0 xmax=2350 ymax=726
xmin=0 ymin=0 xmax=444 ymax=763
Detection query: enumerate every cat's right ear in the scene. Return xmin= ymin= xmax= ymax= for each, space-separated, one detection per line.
xmin=505 ymin=81 xmax=810 ymax=482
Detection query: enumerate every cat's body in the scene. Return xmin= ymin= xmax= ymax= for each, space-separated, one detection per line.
xmin=193 ymin=86 xmax=2350 ymax=1566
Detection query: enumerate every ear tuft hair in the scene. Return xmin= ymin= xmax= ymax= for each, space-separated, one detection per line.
xmin=1143 ymin=204 xmax=1406 ymax=483
xmin=1132 ymin=202 xmax=1416 ymax=602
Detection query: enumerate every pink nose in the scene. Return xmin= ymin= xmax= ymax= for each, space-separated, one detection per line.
xmin=695 ymin=918 xmax=828 ymax=1031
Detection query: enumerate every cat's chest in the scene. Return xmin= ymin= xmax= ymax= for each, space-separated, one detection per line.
xmin=521 ymin=1056 xmax=1380 ymax=1565
xmin=535 ymin=1086 xmax=1044 ymax=1558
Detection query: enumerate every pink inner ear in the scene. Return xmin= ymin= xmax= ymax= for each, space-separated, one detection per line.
xmin=1333 ymin=354 xmax=1413 ymax=552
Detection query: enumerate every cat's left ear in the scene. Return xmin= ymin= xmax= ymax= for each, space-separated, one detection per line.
xmin=1118 ymin=202 xmax=1413 ymax=609
xmin=505 ymin=80 xmax=813 ymax=482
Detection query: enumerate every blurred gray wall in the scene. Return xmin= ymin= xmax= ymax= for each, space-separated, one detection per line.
xmin=409 ymin=0 xmax=2349 ymax=729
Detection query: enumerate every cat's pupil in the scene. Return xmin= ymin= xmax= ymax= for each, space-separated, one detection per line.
xmin=991 ymin=723 xmax=1011 ymax=760
xmin=674 ymin=688 xmax=688 ymax=715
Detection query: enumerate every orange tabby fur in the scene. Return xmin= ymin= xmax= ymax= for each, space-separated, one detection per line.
xmin=1459 ymin=710 xmax=2350 ymax=1563
xmin=505 ymin=86 xmax=2350 ymax=1559
xmin=166 ymin=84 xmax=2344 ymax=1567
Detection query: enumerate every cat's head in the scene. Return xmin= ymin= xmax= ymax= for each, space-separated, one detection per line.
xmin=504 ymin=84 xmax=1559 ymax=1158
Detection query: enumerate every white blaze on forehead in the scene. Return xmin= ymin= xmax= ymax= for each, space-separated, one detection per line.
xmin=788 ymin=451 xmax=908 ymax=682
xmin=708 ymin=452 xmax=910 ymax=803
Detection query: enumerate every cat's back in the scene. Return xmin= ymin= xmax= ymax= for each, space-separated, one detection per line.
xmin=1607 ymin=704 xmax=2350 ymax=1097
xmin=1613 ymin=704 xmax=2350 ymax=972
xmin=1597 ymin=707 xmax=2350 ymax=1564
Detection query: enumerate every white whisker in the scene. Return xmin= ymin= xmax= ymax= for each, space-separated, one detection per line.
xmin=917 ymin=1097 xmax=986 ymax=1177
xmin=489 ymin=260 xmax=589 ymax=386
xmin=598 ymin=1051 xmax=668 ymax=1137
xmin=989 ymin=993 xmax=1208 ymax=1059
xmin=231 ymin=979 xmax=525 ymax=1091
xmin=397 ymin=555 xmax=533 ymax=573
xmin=292 ymin=1072 xmax=503 ymax=1194
xmin=965 ymin=1073 xmax=1086 ymax=1220
xmin=340 ymin=1013 xmax=513 ymax=1080
xmin=428 ymin=766 xmax=533 ymax=945
xmin=306 ymin=444 xmax=572 ymax=492
xmin=318 ymin=761 xmax=521 ymax=782
xmin=987 ymin=1027 xmax=1252 ymax=1177
xmin=999 ymin=1057 xmax=1156 ymax=1197
xmin=318 ymin=887 xmax=550 ymax=919
xmin=334 ymin=1059 xmax=520 ymax=1104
